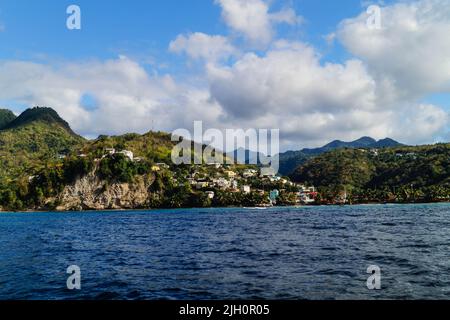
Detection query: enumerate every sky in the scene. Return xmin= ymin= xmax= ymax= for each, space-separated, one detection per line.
xmin=0 ymin=0 xmax=449 ymax=151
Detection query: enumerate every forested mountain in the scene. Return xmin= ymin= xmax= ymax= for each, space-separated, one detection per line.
xmin=0 ymin=106 xmax=448 ymax=210
xmin=0 ymin=109 xmax=17 ymax=129
xmin=0 ymin=107 xmax=85 ymax=183
xmin=291 ymin=145 xmax=450 ymax=203
xmin=0 ymin=107 xmax=228 ymax=210
xmin=279 ymin=137 xmax=403 ymax=175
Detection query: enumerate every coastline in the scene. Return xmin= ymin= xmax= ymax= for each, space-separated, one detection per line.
xmin=1 ymin=201 xmax=449 ymax=214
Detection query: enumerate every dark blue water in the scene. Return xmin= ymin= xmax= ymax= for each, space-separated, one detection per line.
xmin=1 ymin=204 xmax=450 ymax=300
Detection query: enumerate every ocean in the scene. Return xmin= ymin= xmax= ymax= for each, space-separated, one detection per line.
xmin=1 ymin=204 xmax=450 ymax=300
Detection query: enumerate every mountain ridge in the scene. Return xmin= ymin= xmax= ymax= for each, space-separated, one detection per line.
xmin=278 ymin=136 xmax=404 ymax=175
xmin=0 ymin=105 xmax=448 ymax=211
xmin=290 ymin=144 xmax=450 ymax=203
xmin=0 ymin=109 xmax=17 ymax=130
xmin=0 ymin=107 xmax=85 ymax=184
xmin=1 ymin=106 xmax=79 ymax=136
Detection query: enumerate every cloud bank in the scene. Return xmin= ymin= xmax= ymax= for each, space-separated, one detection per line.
xmin=0 ymin=0 xmax=449 ymax=150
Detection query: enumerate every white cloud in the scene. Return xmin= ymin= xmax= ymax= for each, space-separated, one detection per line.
xmin=0 ymin=57 xmax=222 ymax=138
xmin=208 ymin=40 xmax=377 ymax=119
xmin=270 ymin=7 xmax=302 ymax=25
xmin=0 ymin=48 xmax=446 ymax=149
xmin=1 ymin=0 xmax=449 ymax=150
xmin=337 ymin=0 xmax=450 ymax=102
xmin=169 ymin=32 xmax=236 ymax=62
xmin=389 ymin=104 xmax=449 ymax=144
xmin=204 ymin=36 xmax=448 ymax=147
xmin=215 ymin=0 xmax=301 ymax=46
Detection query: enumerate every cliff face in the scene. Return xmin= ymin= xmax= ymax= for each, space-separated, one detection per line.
xmin=55 ymin=171 xmax=155 ymax=211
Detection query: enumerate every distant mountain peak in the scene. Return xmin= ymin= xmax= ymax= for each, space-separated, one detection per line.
xmin=354 ymin=136 xmax=377 ymax=144
xmin=278 ymin=136 xmax=404 ymax=176
xmin=2 ymin=107 xmax=77 ymax=136
xmin=375 ymin=138 xmax=404 ymax=148
xmin=316 ymin=136 xmax=402 ymax=151
xmin=0 ymin=108 xmax=17 ymax=130
xmin=323 ymin=136 xmax=377 ymax=149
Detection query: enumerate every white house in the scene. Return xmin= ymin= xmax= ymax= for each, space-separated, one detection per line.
xmin=300 ymin=192 xmax=315 ymax=204
xmin=207 ymin=162 xmax=222 ymax=169
xmin=242 ymin=185 xmax=251 ymax=194
xmin=118 ymin=150 xmax=134 ymax=161
xmin=260 ymin=167 xmax=277 ymax=177
xmin=212 ymin=178 xmax=231 ymax=189
xmin=105 ymin=148 xmax=116 ymax=155
xmin=243 ymin=169 xmax=258 ymax=178
xmin=269 ymin=176 xmax=281 ymax=183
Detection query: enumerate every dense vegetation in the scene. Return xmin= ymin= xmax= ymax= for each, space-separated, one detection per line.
xmin=98 ymin=153 xmax=152 ymax=183
xmin=0 ymin=107 xmax=235 ymax=210
xmin=147 ymin=169 xmax=270 ymax=209
xmin=0 ymin=156 xmax=93 ymax=210
xmin=0 ymin=109 xmax=16 ymax=129
xmin=0 ymin=108 xmax=85 ymax=185
xmin=291 ymin=145 xmax=450 ymax=203
xmin=279 ymin=136 xmax=403 ymax=175
xmin=0 ymin=106 xmax=449 ymax=210
xmin=2 ymin=107 xmax=77 ymax=134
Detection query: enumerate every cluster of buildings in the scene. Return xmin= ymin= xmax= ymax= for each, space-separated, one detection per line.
xmin=297 ymin=186 xmax=318 ymax=204
xmin=395 ymin=152 xmax=418 ymax=159
xmin=76 ymin=148 xmax=318 ymax=205
xmin=184 ymin=165 xmax=317 ymax=205
xmin=104 ymin=148 xmax=143 ymax=162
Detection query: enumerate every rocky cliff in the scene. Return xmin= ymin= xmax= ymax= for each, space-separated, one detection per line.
xmin=55 ymin=170 xmax=155 ymax=211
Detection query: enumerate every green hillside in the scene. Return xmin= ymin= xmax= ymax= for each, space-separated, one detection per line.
xmin=291 ymin=144 xmax=450 ymax=203
xmin=0 ymin=109 xmax=17 ymax=129
xmin=2 ymin=107 xmax=76 ymax=134
xmin=81 ymin=131 xmax=175 ymax=163
xmin=279 ymin=137 xmax=403 ymax=175
xmin=0 ymin=107 xmax=228 ymax=210
xmin=0 ymin=108 xmax=85 ymax=183
xmin=1 ymin=106 xmax=449 ymax=210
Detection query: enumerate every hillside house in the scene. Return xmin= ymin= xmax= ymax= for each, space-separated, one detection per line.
xmin=225 ymin=170 xmax=237 ymax=178
xmin=212 ymin=178 xmax=231 ymax=189
xmin=243 ymin=169 xmax=258 ymax=178
xmin=207 ymin=163 xmax=222 ymax=169
xmin=242 ymin=185 xmax=251 ymax=194
xmin=118 ymin=150 xmax=134 ymax=161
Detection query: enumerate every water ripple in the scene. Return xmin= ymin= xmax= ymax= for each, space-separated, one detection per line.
xmin=1 ymin=204 xmax=450 ymax=300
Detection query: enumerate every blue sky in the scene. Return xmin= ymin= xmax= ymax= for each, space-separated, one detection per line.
xmin=0 ymin=0 xmax=449 ymax=149
xmin=0 ymin=1 xmax=221 ymax=64
xmin=0 ymin=0 xmax=400 ymax=69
